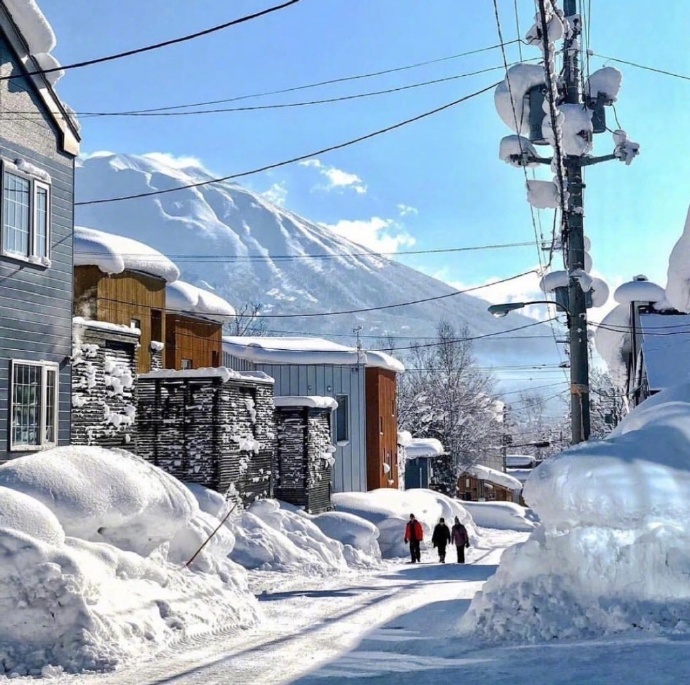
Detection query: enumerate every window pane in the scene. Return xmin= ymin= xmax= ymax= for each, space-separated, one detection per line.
xmin=3 ymin=173 xmax=31 ymax=257
xmin=12 ymin=363 xmax=41 ymax=446
xmin=35 ymin=185 xmax=49 ymax=258
xmin=44 ymin=368 xmax=57 ymax=443
xmin=335 ymin=394 xmax=349 ymax=442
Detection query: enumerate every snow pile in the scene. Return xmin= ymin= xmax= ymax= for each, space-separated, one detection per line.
xmin=465 ymin=464 xmax=522 ymax=492
xmin=274 ymin=396 xmax=338 ymax=410
xmin=526 ymin=179 xmax=560 ymax=209
xmin=461 ymin=382 xmax=690 ymax=642
xmin=499 ymin=135 xmax=539 ymax=168
xmin=543 ymin=103 xmax=594 ymax=156
xmin=4 ymin=0 xmax=64 ymax=85
xmin=166 ymin=280 xmax=235 ymax=322
xmin=586 ymin=67 xmax=622 ymax=103
xmin=227 ymin=500 xmax=350 ymax=574
xmin=461 ymin=501 xmax=537 ymax=532
xmin=309 ymin=511 xmax=382 ymax=567
xmin=666 ymin=206 xmax=690 ymax=313
xmin=614 ymin=278 xmax=665 ymax=304
xmin=594 ymin=303 xmax=632 ymax=388
xmin=0 ymin=447 xmax=258 ymax=676
xmin=333 ymin=488 xmax=478 ymax=558
xmin=494 ymin=64 xmax=546 ymax=135
xmin=74 ymin=226 xmax=180 ymax=283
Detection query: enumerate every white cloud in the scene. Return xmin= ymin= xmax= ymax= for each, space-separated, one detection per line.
xmin=323 ymin=217 xmax=416 ymax=254
xmin=262 ymin=181 xmax=288 ymax=206
xmin=299 ymin=158 xmax=367 ymax=195
xmin=397 ymin=204 xmax=418 ymax=217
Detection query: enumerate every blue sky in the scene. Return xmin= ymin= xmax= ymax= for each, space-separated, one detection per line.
xmin=40 ymin=0 xmax=690 ymax=310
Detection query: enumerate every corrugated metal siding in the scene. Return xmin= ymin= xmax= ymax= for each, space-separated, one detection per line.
xmin=253 ymin=362 xmax=366 ymax=493
xmin=0 ymin=30 xmax=75 ymax=460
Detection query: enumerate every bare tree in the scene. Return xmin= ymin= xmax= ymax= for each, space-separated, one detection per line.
xmin=398 ymin=321 xmax=504 ymax=494
xmin=228 ymin=302 xmax=268 ymax=337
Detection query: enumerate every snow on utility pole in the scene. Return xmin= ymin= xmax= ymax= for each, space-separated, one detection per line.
xmin=495 ymin=0 xmax=639 ymax=445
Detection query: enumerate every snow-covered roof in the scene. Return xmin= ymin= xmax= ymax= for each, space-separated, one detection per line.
xmin=464 ymin=464 xmax=523 ymax=492
xmin=405 ymin=438 xmax=445 ymax=459
xmin=166 ymin=280 xmax=235 ymax=323
xmin=2 ymin=0 xmax=80 ymax=152
xmin=74 ymin=226 xmax=180 ymax=284
xmin=273 ymin=396 xmax=338 ymax=410
xmin=614 ymin=279 xmax=665 ymax=305
xmin=140 ymin=367 xmax=274 ymax=384
xmin=222 ymin=336 xmax=405 ymax=373
xmin=72 ymin=316 xmax=140 ymax=337
xmin=506 ymin=468 xmax=533 ymax=484
xmin=505 ymin=455 xmax=537 ymax=468
xmin=640 ymin=314 xmax=690 ymax=392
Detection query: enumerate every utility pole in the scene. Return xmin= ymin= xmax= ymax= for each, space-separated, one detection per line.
xmin=562 ymin=0 xmax=590 ymax=444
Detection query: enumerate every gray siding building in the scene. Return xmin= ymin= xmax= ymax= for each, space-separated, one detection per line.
xmin=0 ymin=4 xmax=80 ymax=461
xmin=223 ymin=338 xmax=368 ymax=492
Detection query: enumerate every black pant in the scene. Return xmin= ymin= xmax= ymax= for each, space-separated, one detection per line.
xmin=456 ymin=545 xmax=465 ymax=564
xmin=437 ymin=544 xmax=447 ymax=563
xmin=409 ymin=539 xmax=421 ymax=563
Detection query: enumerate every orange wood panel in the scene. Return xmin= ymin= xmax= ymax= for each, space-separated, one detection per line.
xmin=165 ymin=314 xmax=223 ymax=370
xmin=366 ymin=367 xmax=399 ymax=490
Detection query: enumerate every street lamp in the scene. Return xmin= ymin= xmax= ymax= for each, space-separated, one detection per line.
xmin=487 ymin=299 xmax=590 ymax=446
xmin=488 ymin=300 xmax=571 ymax=326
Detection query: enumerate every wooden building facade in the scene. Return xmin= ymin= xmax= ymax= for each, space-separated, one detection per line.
xmin=165 ymin=315 xmax=222 ymax=370
xmin=0 ymin=3 xmax=80 ymax=461
xmin=365 ymin=367 xmax=399 ymax=489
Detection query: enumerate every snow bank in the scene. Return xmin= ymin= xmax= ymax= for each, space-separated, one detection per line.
xmin=333 ymin=489 xmax=478 ymax=558
xmin=461 ymin=502 xmax=537 ymax=532
xmin=461 ymin=382 xmax=690 ymax=642
xmin=666 ymin=206 xmax=690 ymax=313
xmin=227 ymin=500 xmax=350 ymax=574
xmin=309 ymin=511 xmax=382 ymax=567
xmin=166 ymin=280 xmax=235 ymax=322
xmin=74 ymin=226 xmax=180 ymax=283
xmin=0 ymin=447 xmax=258 ymax=676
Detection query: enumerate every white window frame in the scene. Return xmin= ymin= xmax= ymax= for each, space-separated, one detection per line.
xmin=0 ymin=160 xmax=52 ymax=264
xmin=9 ymin=360 xmax=59 ymax=451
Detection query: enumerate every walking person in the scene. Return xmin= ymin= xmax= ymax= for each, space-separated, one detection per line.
xmin=404 ymin=514 xmax=423 ymax=563
xmin=432 ymin=517 xmax=451 ymax=563
xmin=451 ymin=516 xmax=470 ymax=564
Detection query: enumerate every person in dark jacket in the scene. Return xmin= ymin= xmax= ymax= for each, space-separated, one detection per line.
xmin=451 ymin=516 xmax=470 ymax=563
xmin=404 ymin=514 xmax=423 ymax=563
xmin=431 ymin=517 xmax=451 ymax=563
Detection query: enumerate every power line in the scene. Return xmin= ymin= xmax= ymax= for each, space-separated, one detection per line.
xmin=54 ymin=65 xmax=522 ymax=118
xmin=75 ymin=82 xmax=499 ymax=206
xmin=593 ymin=53 xmax=690 ymax=82
xmin=2 ymin=1 xmax=301 ymax=82
xmin=75 ymin=39 xmax=522 ymax=116
xmin=76 ymin=240 xmax=535 ymax=262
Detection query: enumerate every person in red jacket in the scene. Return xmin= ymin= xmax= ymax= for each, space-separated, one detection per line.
xmin=404 ymin=513 xmax=423 ymax=563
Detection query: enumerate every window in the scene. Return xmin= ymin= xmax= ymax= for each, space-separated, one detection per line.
xmin=335 ymin=394 xmax=349 ymax=443
xmin=379 ymin=416 xmax=384 ymax=434
xmin=10 ymin=361 xmax=59 ymax=450
xmin=130 ymin=318 xmax=141 ymax=330
xmin=181 ymin=359 xmax=193 ymax=370
xmin=151 ymin=310 xmax=162 ymax=342
xmin=1 ymin=166 xmax=51 ymax=261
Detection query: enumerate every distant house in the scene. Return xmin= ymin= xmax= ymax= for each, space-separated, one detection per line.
xmin=0 ymin=1 xmax=81 ymax=460
xmin=165 ymin=280 xmax=235 ymax=370
xmin=457 ymin=464 xmax=522 ymax=503
xmin=73 ymin=227 xmax=180 ymax=373
xmin=222 ymin=336 xmax=405 ymax=493
xmin=71 ymin=227 xmax=179 ymax=448
xmin=403 ymin=438 xmax=445 ymax=490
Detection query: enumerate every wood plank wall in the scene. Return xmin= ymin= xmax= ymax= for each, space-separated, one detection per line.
xmin=365 ymin=367 xmax=399 ymax=490
xmin=165 ymin=314 xmax=222 ymax=370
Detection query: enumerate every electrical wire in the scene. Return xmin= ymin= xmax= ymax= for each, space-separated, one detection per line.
xmin=72 ymin=39 xmax=523 ymax=116
xmin=75 ymin=240 xmax=535 ymax=262
xmin=1 ymin=1 xmax=302 ymax=82
xmin=75 ymin=82 xmax=499 ymax=206
xmin=593 ymin=53 xmax=690 ymax=82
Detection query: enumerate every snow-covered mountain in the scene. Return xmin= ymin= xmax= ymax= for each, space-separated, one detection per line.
xmin=75 ymin=153 xmax=561 ymax=369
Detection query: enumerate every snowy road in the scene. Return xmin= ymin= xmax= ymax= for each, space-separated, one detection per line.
xmin=51 ymin=529 xmax=690 ymax=685
xmin=55 ymin=531 xmax=513 ymax=685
